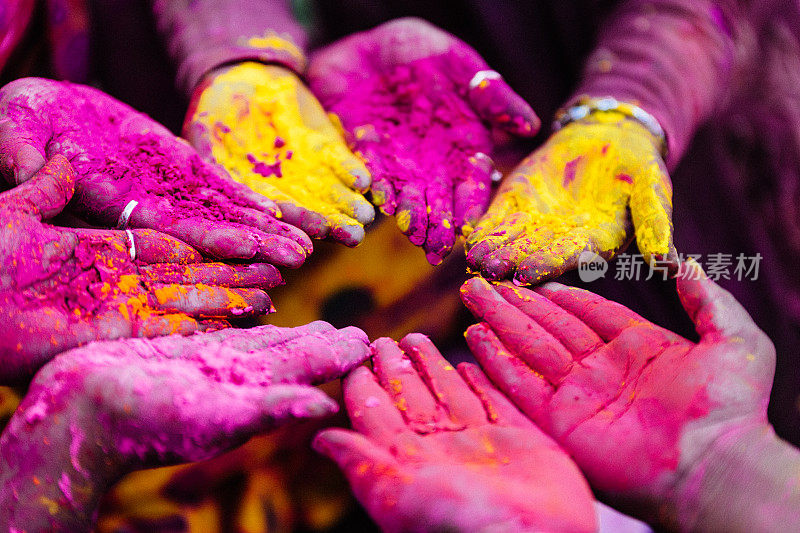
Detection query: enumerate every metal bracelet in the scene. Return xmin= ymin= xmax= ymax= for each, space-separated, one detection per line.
xmin=553 ymin=96 xmax=667 ymax=157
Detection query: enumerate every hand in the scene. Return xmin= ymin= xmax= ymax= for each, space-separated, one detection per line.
xmin=0 ymin=156 xmax=283 ymax=382
xmin=0 ymin=77 xmax=311 ymax=266
xmin=0 ymin=321 xmax=370 ymax=531
xmin=308 ymin=18 xmax=540 ymax=264
xmin=466 ymin=110 xmax=676 ymax=284
xmin=461 ymin=266 xmax=774 ymax=526
xmin=186 ymin=62 xmax=374 ymax=247
xmin=314 ymin=334 xmax=596 ymax=532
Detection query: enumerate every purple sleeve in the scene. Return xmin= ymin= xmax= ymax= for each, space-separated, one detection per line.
xmin=567 ymin=0 xmax=758 ymax=169
xmin=151 ymin=0 xmax=309 ymax=96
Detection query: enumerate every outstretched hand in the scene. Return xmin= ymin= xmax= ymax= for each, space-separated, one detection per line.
xmin=0 ymin=156 xmax=283 ymax=382
xmin=314 ymin=334 xmax=596 ymax=532
xmin=461 ymin=267 xmax=774 ymax=524
xmin=186 ymin=63 xmax=374 ymax=246
xmin=0 ymin=77 xmax=311 ymax=265
xmin=0 ymin=321 xmax=370 ymax=531
xmin=466 ymin=110 xmax=676 ymax=284
xmin=309 ymin=17 xmax=540 ymax=264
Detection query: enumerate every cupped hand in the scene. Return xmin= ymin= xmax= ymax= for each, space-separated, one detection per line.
xmin=185 ymin=62 xmax=374 ymax=247
xmin=0 ymin=156 xmax=284 ymax=382
xmin=314 ymin=334 xmax=596 ymax=533
xmin=461 ymin=266 xmax=774 ymax=518
xmin=308 ymin=17 xmax=540 ymax=264
xmin=0 ymin=77 xmax=311 ymax=266
xmin=466 ymin=110 xmax=676 ymax=284
xmin=0 ymin=321 xmax=370 ymax=531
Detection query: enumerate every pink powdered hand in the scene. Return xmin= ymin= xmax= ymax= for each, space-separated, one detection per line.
xmin=0 ymin=77 xmax=311 ymax=266
xmin=313 ymin=334 xmax=596 ymax=532
xmin=0 ymin=155 xmax=284 ymax=383
xmin=0 ymin=321 xmax=370 ymax=531
xmin=461 ymin=267 xmax=775 ymax=527
xmin=308 ymin=17 xmax=540 ymax=265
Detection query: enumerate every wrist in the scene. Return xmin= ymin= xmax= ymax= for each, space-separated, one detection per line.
xmin=555 ymin=97 xmax=666 ymax=157
xmin=671 ymin=422 xmax=800 ymax=532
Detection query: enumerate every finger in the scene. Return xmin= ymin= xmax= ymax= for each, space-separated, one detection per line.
xmin=534 ymin=282 xmax=648 ymax=342
xmin=677 ymin=259 xmax=769 ymax=348
xmin=256 ymin=384 xmax=339 ymax=428
xmin=456 ymin=362 xmax=536 ymax=428
xmin=467 ymin=75 xmax=540 ymax=137
xmin=321 ymin=180 xmax=375 ymax=226
xmin=0 ymin=116 xmax=47 ymax=185
xmin=260 ymin=326 xmax=372 ymax=385
xmin=395 ymin=183 xmax=427 ymax=246
xmin=370 ymin=174 xmax=396 ymax=214
xmin=148 ymin=284 xmax=274 ymax=317
xmin=513 ymin=232 xmax=600 ymax=285
xmin=464 ymin=323 xmax=554 ymax=427
xmin=465 ymin=213 xmax=532 ymax=271
xmin=357 ymin=144 xmax=396 ymax=214
xmin=493 ymin=282 xmax=603 ymax=359
xmin=343 ymin=365 xmax=418 ymax=449
xmin=275 ymin=201 xmax=331 ymax=240
xmin=0 ymin=154 xmax=74 ymax=218
xmin=131 ymin=198 xmax=307 ymax=266
xmin=139 ymin=262 xmax=283 ymax=289
xmin=422 ymin=179 xmax=456 ymax=265
xmin=479 ymin=226 xmax=556 ymax=281
xmin=312 ymin=428 xmax=401 ymax=499
xmin=199 ymin=320 xmax=336 ymax=348
xmin=129 ymin=229 xmax=203 ymax=264
xmin=222 ymin=203 xmax=313 ymax=254
xmin=371 ymin=337 xmax=450 ymax=433
xmin=454 ymin=153 xmax=493 ymax=234
xmin=399 ymin=333 xmax=486 ymax=426
xmin=630 ymin=161 xmax=676 ymax=268
xmin=327 ymin=213 xmax=367 ymax=247
xmin=133 ymin=312 xmax=203 ymax=338
xmin=324 ymin=143 xmax=372 ymax=193
xmin=460 ymin=277 xmax=573 ymax=383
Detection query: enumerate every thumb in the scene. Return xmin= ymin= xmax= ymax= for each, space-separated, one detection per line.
xmin=313 ymin=428 xmax=400 ymax=490
xmin=630 ymin=159 xmax=678 ymax=270
xmin=0 ymin=154 xmax=75 ymax=218
xmin=467 ymin=72 xmax=540 ymax=137
xmin=258 ymin=384 xmax=339 ymax=429
xmin=677 ymin=259 xmax=767 ymax=346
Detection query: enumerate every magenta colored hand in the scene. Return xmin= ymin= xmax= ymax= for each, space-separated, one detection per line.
xmin=314 ymin=334 xmax=596 ymax=533
xmin=308 ymin=18 xmax=540 ymax=265
xmin=0 ymin=77 xmax=311 ymax=266
xmin=0 ymin=156 xmax=284 ymax=383
xmin=0 ymin=321 xmax=370 ymax=531
xmin=461 ymin=267 xmax=774 ymax=525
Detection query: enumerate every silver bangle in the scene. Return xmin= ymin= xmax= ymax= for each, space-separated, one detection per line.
xmin=553 ymin=96 xmax=667 ymax=156
xmin=469 ymin=70 xmax=502 ymax=90
xmin=117 ymin=200 xmax=139 ymax=230
xmin=125 ymin=229 xmax=136 ymax=261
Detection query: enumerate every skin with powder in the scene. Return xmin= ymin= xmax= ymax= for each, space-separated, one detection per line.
xmin=315 ymin=334 xmax=597 ymax=532
xmin=466 ymin=110 xmax=676 ymax=284
xmin=186 ymin=61 xmax=375 ymax=246
xmin=0 ymin=321 xmax=370 ymax=531
xmin=0 ymin=77 xmax=311 ymax=266
xmin=461 ymin=265 xmax=800 ymax=531
xmin=0 ymin=154 xmax=283 ymax=383
xmin=308 ymin=18 xmax=540 ymax=264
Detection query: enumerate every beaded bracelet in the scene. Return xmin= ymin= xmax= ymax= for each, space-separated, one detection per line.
xmin=553 ymin=96 xmax=667 ymax=157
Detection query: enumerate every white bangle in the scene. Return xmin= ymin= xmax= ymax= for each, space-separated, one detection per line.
xmin=554 ymin=96 xmax=667 ymax=156
xmin=117 ymin=200 xmax=139 ymax=230
xmin=468 ymin=70 xmax=502 ymax=91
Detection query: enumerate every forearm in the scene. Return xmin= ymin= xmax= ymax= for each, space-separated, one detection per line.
xmin=151 ymin=0 xmax=309 ymax=95
xmin=0 ymin=373 xmax=118 ymax=531
xmin=568 ymin=0 xmax=753 ymax=168
xmin=674 ymin=423 xmax=800 ymax=532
